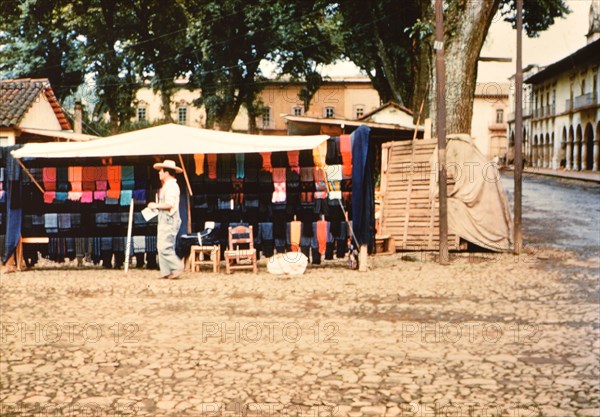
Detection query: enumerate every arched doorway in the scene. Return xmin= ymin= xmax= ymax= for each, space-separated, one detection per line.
xmin=550 ymin=132 xmax=555 ymax=169
xmin=523 ymin=127 xmax=528 ymax=166
xmin=568 ymin=126 xmax=575 ymax=170
xmin=545 ymin=133 xmax=550 ymax=168
xmin=584 ymin=123 xmax=594 ymax=170
xmin=533 ymin=134 xmax=539 ymax=167
xmin=596 ymin=122 xmax=600 ymax=171
xmin=560 ymin=127 xmax=567 ymax=168
xmin=575 ymin=125 xmax=583 ymax=170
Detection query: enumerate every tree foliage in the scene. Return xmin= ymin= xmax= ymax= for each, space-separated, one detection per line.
xmin=0 ymin=0 xmax=570 ymax=134
xmin=0 ymin=0 xmax=86 ymax=101
xmin=330 ymin=0 xmax=570 ymax=132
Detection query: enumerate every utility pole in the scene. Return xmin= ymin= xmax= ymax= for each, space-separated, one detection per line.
xmin=435 ymin=0 xmax=449 ymax=264
xmin=514 ymin=0 xmax=523 ymax=254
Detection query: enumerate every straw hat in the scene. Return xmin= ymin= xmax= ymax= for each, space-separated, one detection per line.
xmin=153 ymin=159 xmax=183 ymax=173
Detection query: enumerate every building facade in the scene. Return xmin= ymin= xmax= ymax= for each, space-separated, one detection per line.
xmin=132 ymin=78 xmax=381 ymax=135
xmin=508 ymin=4 xmax=600 ymax=171
xmin=471 ymin=82 xmax=510 ymax=161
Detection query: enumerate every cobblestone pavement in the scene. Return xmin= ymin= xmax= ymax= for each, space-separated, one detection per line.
xmin=1 ymin=249 xmax=599 ymax=417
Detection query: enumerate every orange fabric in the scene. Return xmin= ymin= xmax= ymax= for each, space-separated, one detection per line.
xmin=107 ymin=166 xmax=121 ymax=191
xmin=207 ymin=154 xmax=217 ymax=179
xmin=340 ymin=134 xmax=352 ymax=177
xmin=68 ymin=166 xmax=83 ymax=192
xmin=287 ymin=150 xmax=300 ymax=174
xmin=106 ymin=189 xmax=121 ymax=199
xmin=260 ymin=152 xmax=272 ymax=172
xmin=312 ymin=142 xmax=327 ymax=168
xmin=290 ymin=220 xmax=301 ymax=252
xmin=316 ymin=220 xmax=328 ymax=254
xmin=194 ymin=154 xmax=205 ymax=176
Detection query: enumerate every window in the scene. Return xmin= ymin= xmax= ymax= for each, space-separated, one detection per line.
xmin=324 ymin=106 xmax=335 ymax=118
xmin=496 ymin=109 xmax=504 ymax=123
xmin=0 ymin=136 xmax=8 ymax=147
xmin=262 ymin=107 xmax=272 ymax=127
xmin=178 ymin=106 xmax=187 ymax=125
xmin=137 ymin=107 xmax=147 ymax=122
xmin=354 ymin=105 xmax=365 ymax=119
xmin=292 ymin=106 xmax=304 ymax=116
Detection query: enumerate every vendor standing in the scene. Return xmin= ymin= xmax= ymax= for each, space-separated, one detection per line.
xmin=147 ymin=159 xmax=184 ymax=279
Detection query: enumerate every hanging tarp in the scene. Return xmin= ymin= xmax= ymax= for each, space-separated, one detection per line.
xmin=11 ymin=123 xmax=329 ymax=159
xmin=430 ymin=134 xmax=513 ymax=252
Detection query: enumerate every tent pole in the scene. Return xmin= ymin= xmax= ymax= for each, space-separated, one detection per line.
xmin=16 ymin=159 xmax=45 ymax=194
xmin=178 ymin=154 xmax=193 ymax=196
xmin=178 ymin=154 xmax=193 ymax=233
xmin=124 ymin=199 xmax=134 ymax=274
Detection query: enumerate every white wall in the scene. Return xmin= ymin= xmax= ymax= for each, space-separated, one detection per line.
xmin=19 ymin=92 xmax=63 ymax=130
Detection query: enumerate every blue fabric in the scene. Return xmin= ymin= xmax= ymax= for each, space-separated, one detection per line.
xmin=236 ymin=153 xmax=245 ymax=179
xmin=55 ymin=192 xmax=68 ymax=202
xmin=132 ymin=189 xmax=146 ymax=204
xmin=2 ymin=145 xmax=23 ymax=264
xmin=119 ymin=190 xmax=133 ymax=206
xmin=351 ymin=125 xmax=375 ymax=248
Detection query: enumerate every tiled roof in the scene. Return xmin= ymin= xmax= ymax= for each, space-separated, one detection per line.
xmin=0 ymin=78 xmax=71 ymax=130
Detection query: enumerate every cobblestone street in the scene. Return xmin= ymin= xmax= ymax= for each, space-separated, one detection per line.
xmin=1 ymin=248 xmax=599 ymax=417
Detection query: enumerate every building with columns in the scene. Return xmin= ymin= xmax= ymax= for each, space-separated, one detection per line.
xmin=508 ymin=2 xmax=600 ymax=171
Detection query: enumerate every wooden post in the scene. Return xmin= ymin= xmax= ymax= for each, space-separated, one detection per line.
xmin=435 ymin=0 xmax=449 ymax=265
xmin=514 ymin=0 xmax=523 ymax=255
xmin=359 ymin=245 xmax=368 ymax=272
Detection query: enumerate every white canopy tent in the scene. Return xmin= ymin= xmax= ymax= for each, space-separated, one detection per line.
xmin=9 ymin=123 xmax=333 ymax=273
xmin=11 ymin=123 xmax=329 ymax=159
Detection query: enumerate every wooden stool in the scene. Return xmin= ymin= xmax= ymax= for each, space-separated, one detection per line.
xmin=16 ymin=237 xmax=50 ymax=271
xmin=188 ymin=245 xmax=220 ymax=273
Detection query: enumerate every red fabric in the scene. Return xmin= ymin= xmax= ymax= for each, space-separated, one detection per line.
xmin=207 ymin=154 xmax=217 ymax=179
xmin=260 ymin=152 xmax=272 ymax=172
xmin=43 ymin=192 xmax=55 ymax=204
xmin=340 ymin=134 xmax=352 ymax=177
xmin=43 ymin=167 xmax=56 ymax=191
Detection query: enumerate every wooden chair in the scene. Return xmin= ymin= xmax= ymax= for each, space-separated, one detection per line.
xmin=223 ymin=225 xmax=257 ymax=274
xmin=188 ymin=244 xmax=220 ymax=273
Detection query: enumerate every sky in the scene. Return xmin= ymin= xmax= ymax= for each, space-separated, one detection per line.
xmin=317 ymin=0 xmax=596 ymax=84
xmin=478 ymin=0 xmax=596 ymax=83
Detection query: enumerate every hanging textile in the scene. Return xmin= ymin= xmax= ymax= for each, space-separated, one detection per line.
xmin=351 ymin=125 xmax=375 ymax=249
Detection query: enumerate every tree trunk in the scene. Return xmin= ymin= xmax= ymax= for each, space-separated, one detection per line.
xmin=160 ymin=84 xmax=174 ymax=123
xmin=109 ymin=108 xmax=119 ymax=134
xmin=427 ymin=0 xmax=500 ymax=136
xmin=369 ymin=6 xmax=405 ymax=106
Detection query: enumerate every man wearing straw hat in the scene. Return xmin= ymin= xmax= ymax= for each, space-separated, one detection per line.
xmin=147 ymin=159 xmax=184 ymax=279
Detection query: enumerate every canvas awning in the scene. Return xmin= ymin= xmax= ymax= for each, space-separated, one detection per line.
xmin=11 ymin=123 xmax=329 ymax=159
xmin=19 ymin=128 xmax=98 ymax=142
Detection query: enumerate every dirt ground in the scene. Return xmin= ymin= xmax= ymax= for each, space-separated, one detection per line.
xmin=1 ymin=247 xmax=599 ymax=417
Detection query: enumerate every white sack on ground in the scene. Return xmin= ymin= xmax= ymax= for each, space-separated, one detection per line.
xmin=267 ymin=253 xmax=308 ymax=276
xmin=430 ymin=134 xmax=513 ymax=251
